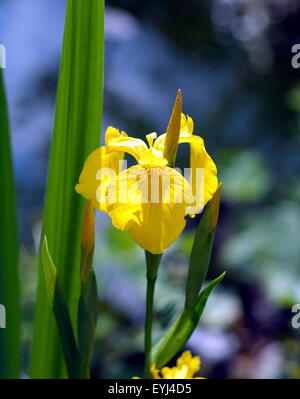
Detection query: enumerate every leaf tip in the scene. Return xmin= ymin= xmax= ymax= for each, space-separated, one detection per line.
xmin=41 ymin=235 xmax=57 ymax=307
xmin=163 ymin=90 xmax=182 ymax=167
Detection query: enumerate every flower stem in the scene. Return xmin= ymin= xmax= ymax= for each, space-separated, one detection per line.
xmin=144 ymin=251 xmax=161 ymax=378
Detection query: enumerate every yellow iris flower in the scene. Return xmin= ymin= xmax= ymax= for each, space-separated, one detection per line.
xmin=133 ymin=351 xmax=204 ymax=379
xmin=75 ymin=95 xmax=218 ymax=254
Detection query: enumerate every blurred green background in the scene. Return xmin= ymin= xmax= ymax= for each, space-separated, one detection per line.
xmin=1 ymin=0 xmax=300 ymax=378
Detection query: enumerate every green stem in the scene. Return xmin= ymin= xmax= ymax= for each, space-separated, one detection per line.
xmin=144 ymin=251 xmax=161 ymax=378
xmin=144 ymin=278 xmax=156 ymax=377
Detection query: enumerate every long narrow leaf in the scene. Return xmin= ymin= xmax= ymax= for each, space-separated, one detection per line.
xmin=185 ymin=184 xmax=222 ymax=308
xmin=30 ymin=0 xmax=104 ymax=378
xmin=0 ymin=70 xmax=20 ymax=378
xmin=151 ymin=272 xmax=226 ymax=369
xmin=42 ymin=237 xmax=84 ymax=378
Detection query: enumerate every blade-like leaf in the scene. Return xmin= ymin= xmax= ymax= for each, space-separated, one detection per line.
xmin=195 ymin=272 xmax=226 ymax=313
xmin=0 ymin=70 xmax=20 ymax=378
xmin=77 ymin=270 xmax=98 ymax=372
xmin=30 ymin=0 xmax=104 ymax=378
xmin=185 ymin=184 xmax=222 ymax=308
xmin=151 ymin=272 xmax=226 ymax=369
xmin=42 ymin=236 xmax=57 ymax=307
xmin=42 ymin=237 xmax=84 ymax=378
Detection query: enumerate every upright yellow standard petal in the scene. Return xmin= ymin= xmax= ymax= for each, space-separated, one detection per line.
xmin=107 ymin=136 xmax=148 ymax=163
xmin=180 ymin=113 xmax=194 ymax=135
xmin=190 ymin=140 xmax=218 ymax=209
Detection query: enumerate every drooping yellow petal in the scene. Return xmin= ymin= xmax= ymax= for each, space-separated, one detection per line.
xmin=128 ymin=202 xmax=187 ymax=254
xmin=189 ymin=140 xmax=218 ymax=209
xmin=104 ymin=166 xmax=143 ymax=230
xmin=75 ymin=145 xmax=124 ymax=212
xmin=178 ymin=114 xmax=218 ymax=212
xmin=106 ymin=165 xmax=194 ymax=254
xmin=75 ymin=126 xmax=130 ymax=212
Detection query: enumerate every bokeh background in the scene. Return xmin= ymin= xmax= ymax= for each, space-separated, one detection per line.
xmin=1 ymin=0 xmax=300 ymax=378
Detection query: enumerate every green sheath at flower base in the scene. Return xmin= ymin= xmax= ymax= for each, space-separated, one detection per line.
xmin=163 ymin=89 xmax=182 ymax=168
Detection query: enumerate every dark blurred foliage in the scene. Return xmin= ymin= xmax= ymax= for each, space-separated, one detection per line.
xmin=2 ymin=0 xmax=300 ymax=378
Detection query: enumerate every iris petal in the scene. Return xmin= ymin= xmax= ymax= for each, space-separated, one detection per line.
xmin=154 ymin=114 xmax=217 ymax=213
xmin=185 ymin=138 xmax=218 ymax=211
xmin=179 ymin=114 xmax=218 ymax=211
xmin=106 ymin=165 xmax=194 ymax=254
xmin=107 ymin=136 xmax=148 ymax=163
xmin=75 ymin=146 xmax=124 ymax=212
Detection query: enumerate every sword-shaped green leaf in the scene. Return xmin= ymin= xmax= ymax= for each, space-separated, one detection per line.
xmin=0 ymin=70 xmax=20 ymax=379
xmin=151 ymin=272 xmax=226 ymax=369
xmin=185 ymin=184 xmax=222 ymax=308
xmin=30 ymin=0 xmax=104 ymax=378
xmin=42 ymin=237 xmax=84 ymax=379
xmin=149 ymin=184 xmax=223 ymax=370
